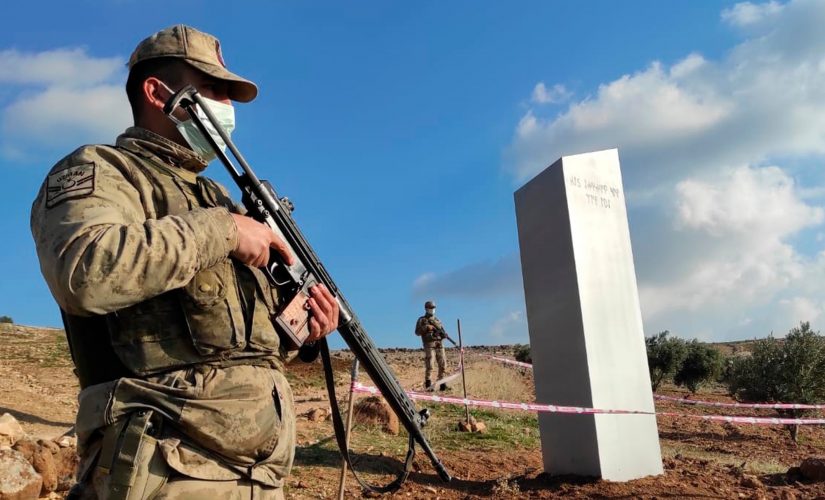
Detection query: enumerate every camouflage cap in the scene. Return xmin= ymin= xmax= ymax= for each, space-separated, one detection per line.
xmin=129 ymin=24 xmax=258 ymax=102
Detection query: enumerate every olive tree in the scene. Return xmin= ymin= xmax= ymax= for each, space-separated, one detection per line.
xmin=727 ymin=322 xmax=825 ymax=442
xmin=646 ymin=331 xmax=687 ymax=391
xmin=673 ymin=340 xmax=723 ymax=393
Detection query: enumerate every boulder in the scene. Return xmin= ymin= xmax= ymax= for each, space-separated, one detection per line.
xmin=31 ymin=446 xmax=57 ymax=493
xmin=54 ymin=447 xmax=79 ymax=492
xmin=10 ymin=439 xmax=36 ymax=462
xmin=306 ymin=408 xmax=329 ymax=422
xmin=0 ymin=448 xmax=42 ymax=500
xmin=55 ymin=436 xmax=76 ymax=449
xmin=471 ymin=421 xmax=487 ymax=434
xmin=800 ymin=457 xmax=825 ymax=481
xmin=36 ymin=439 xmax=59 ymax=455
xmin=353 ymin=397 xmax=399 ymax=435
xmin=457 ymin=416 xmax=486 ymax=433
xmin=12 ymin=438 xmax=78 ymax=494
xmin=0 ymin=414 xmax=26 ymax=448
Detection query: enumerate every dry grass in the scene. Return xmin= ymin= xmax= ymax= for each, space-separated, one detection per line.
xmin=0 ymin=326 xmax=72 ymax=367
xmin=461 ymin=359 xmax=534 ymax=403
xmin=661 ymin=442 xmax=788 ymax=475
xmin=491 ymin=477 xmax=522 ymax=496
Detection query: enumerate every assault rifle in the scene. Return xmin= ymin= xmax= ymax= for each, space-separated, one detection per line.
xmin=433 ymin=323 xmax=457 ymax=347
xmin=424 ymin=318 xmax=457 ymax=347
xmin=163 ymin=86 xmax=451 ymax=492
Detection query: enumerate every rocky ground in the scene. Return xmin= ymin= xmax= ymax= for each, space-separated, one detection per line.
xmin=3 ymin=323 xmax=825 ymax=498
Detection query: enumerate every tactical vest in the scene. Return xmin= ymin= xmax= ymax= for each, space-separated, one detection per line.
xmin=63 ymin=146 xmax=283 ymax=387
xmin=417 ymin=316 xmax=442 ymax=345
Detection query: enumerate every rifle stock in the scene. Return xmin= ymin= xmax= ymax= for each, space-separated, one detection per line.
xmin=163 ymin=86 xmax=451 ymax=488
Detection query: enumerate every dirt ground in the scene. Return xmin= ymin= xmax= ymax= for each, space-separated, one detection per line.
xmin=3 ymin=324 xmax=825 ymax=499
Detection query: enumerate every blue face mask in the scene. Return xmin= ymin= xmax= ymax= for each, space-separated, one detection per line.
xmin=163 ymin=82 xmax=235 ymax=162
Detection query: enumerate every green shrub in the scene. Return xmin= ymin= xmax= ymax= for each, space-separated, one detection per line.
xmin=646 ymin=331 xmax=687 ymax=391
xmin=719 ymin=355 xmax=737 ymax=386
xmin=673 ymin=340 xmax=723 ymax=393
xmin=0 ymin=315 xmax=12 ymax=324
xmin=727 ymin=322 xmax=825 ymax=442
xmin=514 ymin=344 xmax=531 ymax=363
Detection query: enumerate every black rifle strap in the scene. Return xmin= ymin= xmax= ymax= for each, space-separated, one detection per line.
xmin=319 ymin=339 xmax=415 ymax=494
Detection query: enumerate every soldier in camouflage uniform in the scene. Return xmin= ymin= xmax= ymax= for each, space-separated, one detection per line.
xmin=414 ymin=300 xmax=449 ymax=391
xmin=30 ymin=25 xmax=339 ymax=499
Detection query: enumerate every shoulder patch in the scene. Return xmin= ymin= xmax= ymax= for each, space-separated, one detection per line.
xmin=46 ymin=162 xmax=96 ymax=208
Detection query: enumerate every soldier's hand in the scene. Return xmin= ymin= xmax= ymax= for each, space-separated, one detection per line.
xmin=307 ymin=284 xmax=339 ymax=342
xmin=231 ymin=214 xmax=295 ymax=268
xmin=426 ymin=325 xmax=435 ymax=333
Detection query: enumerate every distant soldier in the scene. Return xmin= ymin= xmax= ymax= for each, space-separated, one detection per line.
xmin=415 ymin=300 xmax=449 ymax=390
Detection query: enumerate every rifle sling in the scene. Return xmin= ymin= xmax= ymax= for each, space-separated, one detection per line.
xmin=320 ymin=338 xmax=414 ymax=494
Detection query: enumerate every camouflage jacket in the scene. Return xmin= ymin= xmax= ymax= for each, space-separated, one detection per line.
xmin=30 ymin=127 xmax=294 ymax=486
xmin=415 ymin=314 xmax=446 ymax=345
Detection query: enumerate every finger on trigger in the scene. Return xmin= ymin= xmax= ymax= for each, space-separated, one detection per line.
xmin=270 ymin=233 xmax=295 ymax=265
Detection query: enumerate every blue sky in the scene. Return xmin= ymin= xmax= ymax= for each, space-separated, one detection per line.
xmin=3 ymin=1 xmax=823 ymax=348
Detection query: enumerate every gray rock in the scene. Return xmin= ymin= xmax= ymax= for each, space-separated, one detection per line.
xmin=0 ymin=414 xmax=25 ymax=448
xmin=0 ymin=448 xmax=42 ymax=500
xmin=800 ymin=457 xmax=825 ymax=481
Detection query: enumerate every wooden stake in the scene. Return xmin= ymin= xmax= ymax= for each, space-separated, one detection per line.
xmin=458 ymin=318 xmax=470 ymax=425
xmin=337 ymin=359 xmax=360 ymax=500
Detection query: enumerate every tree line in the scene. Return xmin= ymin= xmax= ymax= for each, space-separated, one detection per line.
xmin=647 ymin=322 xmax=825 ymax=442
xmin=514 ymin=322 xmax=825 ymax=442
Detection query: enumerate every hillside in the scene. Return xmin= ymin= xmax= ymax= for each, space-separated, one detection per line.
xmin=2 ymin=324 xmax=825 ymax=498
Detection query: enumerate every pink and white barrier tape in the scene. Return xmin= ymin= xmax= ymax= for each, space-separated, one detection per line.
xmin=352 ymin=382 xmax=825 ymax=425
xmin=484 ymin=355 xmax=825 ymax=411
xmin=353 ymin=382 xmax=651 ymax=416
xmin=657 ymin=412 xmax=825 ymax=425
xmin=653 ymin=394 xmax=825 ymax=410
xmin=483 ymin=355 xmax=533 ymax=369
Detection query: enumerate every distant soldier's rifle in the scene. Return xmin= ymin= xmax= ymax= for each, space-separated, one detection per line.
xmin=439 ymin=331 xmax=458 ymax=347
xmin=430 ymin=320 xmax=458 ymax=347
xmin=163 ymin=86 xmax=451 ymax=493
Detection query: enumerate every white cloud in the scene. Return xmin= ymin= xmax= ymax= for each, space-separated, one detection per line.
xmin=508 ymin=59 xmax=735 ymax=185
xmin=721 ymin=1 xmax=784 ymax=28
xmin=4 ymin=85 xmax=131 ymax=148
xmin=779 ymin=296 xmax=822 ymax=324
xmin=504 ymin=0 xmax=825 ymax=342
xmin=507 ymin=1 xmax=825 ymax=189
xmin=489 ymin=310 xmax=527 ymax=340
xmin=0 ymin=48 xmax=122 ymax=86
xmin=638 ymin=167 xmax=819 ymax=320
xmin=412 ymin=272 xmax=436 ymax=292
xmin=531 ymin=82 xmax=571 ymax=104
xmin=675 ymin=166 xmax=823 ymax=237
xmin=0 ymin=47 xmax=129 ymax=160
